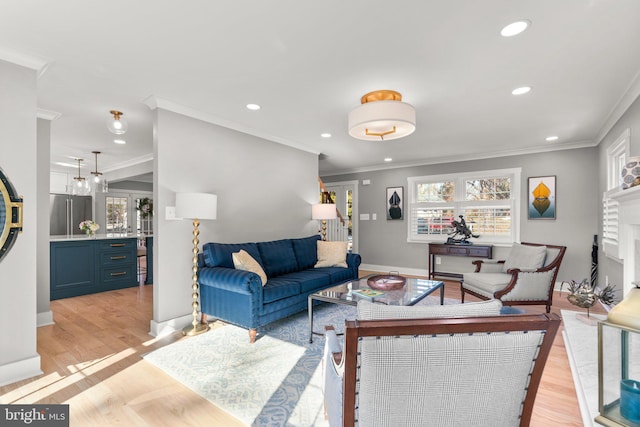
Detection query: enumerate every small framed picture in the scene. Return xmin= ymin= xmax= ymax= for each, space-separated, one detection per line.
xmin=386 ymin=186 xmax=403 ymax=220
xmin=528 ymin=176 xmax=556 ymax=220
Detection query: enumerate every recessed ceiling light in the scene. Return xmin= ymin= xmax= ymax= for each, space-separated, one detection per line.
xmin=321 ymin=133 xmax=332 ymax=138
xmin=545 ymin=136 xmax=559 ymax=141
xmin=384 ymin=158 xmax=393 ymax=162
xmin=500 ymin=20 xmax=530 ymax=37
xmin=114 ymin=139 xmax=126 ymax=144
xmin=511 ymin=86 xmax=531 ymax=95
xmin=246 ymin=103 xmax=261 ymax=111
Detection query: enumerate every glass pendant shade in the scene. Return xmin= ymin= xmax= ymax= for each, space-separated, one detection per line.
xmin=107 ymin=110 xmax=128 ymax=135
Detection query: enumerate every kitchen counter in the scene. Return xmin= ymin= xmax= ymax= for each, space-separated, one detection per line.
xmin=50 ymin=235 xmax=153 ymax=300
xmin=50 ymin=233 xmax=153 ymax=242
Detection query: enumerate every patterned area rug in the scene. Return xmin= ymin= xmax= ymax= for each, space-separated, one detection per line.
xmin=143 ymin=296 xmax=458 ymax=426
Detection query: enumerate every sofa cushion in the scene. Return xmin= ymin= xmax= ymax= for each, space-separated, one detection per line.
xmin=357 ymin=299 xmax=503 ymax=320
xmin=502 ymin=243 xmax=547 ymax=273
xmin=315 ymin=241 xmax=348 ymax=268
xmin=292 ymin=235 xmax=321 ymax=270
xmin=232 ymin=250 xmax=267 ymax=286
xmin=203 ymin=242 xmax=262 ymax=269
xmin=262 ymin=277 xmax=301 ymax=303
xmin=278 ymin=270 xmax=332 ymax=294
xmin=314 ymin=266 xmax=353 ymax=284
xmin=257 ymin=239 xmax=299 ymax=278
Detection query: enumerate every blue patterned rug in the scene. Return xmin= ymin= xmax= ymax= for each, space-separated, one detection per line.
xmin=143 ymin=296 xmax=457 ymax=426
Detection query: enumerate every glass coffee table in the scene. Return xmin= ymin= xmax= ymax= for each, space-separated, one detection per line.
xmin=308 ymin=275 xmax=444 ymax=342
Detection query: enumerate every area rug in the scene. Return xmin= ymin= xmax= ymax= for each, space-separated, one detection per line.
xmin=143 ymin=296 xmax=458 ymax=426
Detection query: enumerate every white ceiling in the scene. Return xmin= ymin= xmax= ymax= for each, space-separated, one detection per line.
xmin=2 ymin=1 xmax=640 ymax=176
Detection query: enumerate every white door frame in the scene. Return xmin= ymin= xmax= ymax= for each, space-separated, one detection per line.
xmin=324 ymin=180 xmax=359 ymax=253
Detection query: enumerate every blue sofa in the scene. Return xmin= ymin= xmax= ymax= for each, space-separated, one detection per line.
xmin=198 ymin=235 xmax=361 ymax=342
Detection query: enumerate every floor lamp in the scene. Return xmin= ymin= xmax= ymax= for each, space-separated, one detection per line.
xmin=311 ymin=203 xmax=337 ymax=241
xmin=176 ymin=192 xmax=218 ymax=336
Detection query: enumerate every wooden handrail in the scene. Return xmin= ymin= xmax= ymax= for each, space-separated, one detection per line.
xmin=318 ymin=177 xmax=346 ymax=226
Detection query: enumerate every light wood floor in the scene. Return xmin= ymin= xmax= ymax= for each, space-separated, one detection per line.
xmin=0 ymin=275 xmax=603 ymax=426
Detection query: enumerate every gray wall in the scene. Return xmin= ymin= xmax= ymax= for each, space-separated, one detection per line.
xmin=151 ymin=108 xmax=319 ymax=332
xmin=108 ymin=180 xmax=153 ymax=192
xmin=324 ymin=147 xmax=599 ymax=283
xmin=598 ymin=94 xmax=640 ymax=293
xmin=0 ymin=60 xmax=41 ymax=385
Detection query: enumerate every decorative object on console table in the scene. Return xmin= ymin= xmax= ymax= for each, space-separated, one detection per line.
xmin=446 ymin=215 xmax=478 ymax=245
xmin=528 ymin=175 xmax=556 ymax=219
xmin=386 ymin=186 xmax=403 ymax=220
xmin=176 ymin=192 xmax=218 ymax=337
xmin=311 ymin=203 xmax=336 ymax=241
xmin=0 ymin=165 xmax=23 ymax=263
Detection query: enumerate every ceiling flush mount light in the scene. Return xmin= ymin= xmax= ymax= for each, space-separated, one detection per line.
xmin=107 ymin=110 xmax=128 ymax=135
xmin=512 ymin=86 xmax=531 ymax=95
xmin=545 ymin=136 xmax=559 ymax=141
xmin=500 ymin=20 xmax=531 ymax=37
xmin=348 ymin=90 xmax=416 ymax=141
xmin=246 ymin=103 xmax=261 ymax=111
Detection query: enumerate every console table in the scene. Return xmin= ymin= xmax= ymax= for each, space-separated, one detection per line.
xmin=428 ymin=243 xmax=492 ymax=280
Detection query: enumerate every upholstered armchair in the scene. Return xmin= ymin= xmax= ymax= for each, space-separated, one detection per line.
xmin=322 ymin=300 xmax=560 ymax=427
xmin=460 ymin=242 xmax=566 ymax=313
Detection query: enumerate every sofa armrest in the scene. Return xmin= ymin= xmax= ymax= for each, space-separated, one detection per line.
xmin=198 ymin=266 xmax=263 ymax=295
xmin=347 ymin=253 xmax=362 ymax=278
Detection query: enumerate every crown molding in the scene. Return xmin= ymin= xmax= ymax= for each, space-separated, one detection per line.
xmin=0 ymin=46 xmax=52 ymax=78
xmin=142 ymin=95 xmax=321 ymax=156
xmin=320 ymin=139 xmax=596 ymax=176
xmin=36 ymin=108 xmax=61 ymax=120
xmin=594 ymin=68 xmax=640 ymax=145
xmin=101 ymin=153 xmax=153 ymax=173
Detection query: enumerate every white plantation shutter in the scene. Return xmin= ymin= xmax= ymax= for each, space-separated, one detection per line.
xmin=602 ymin=194 xmax=620 ymax=258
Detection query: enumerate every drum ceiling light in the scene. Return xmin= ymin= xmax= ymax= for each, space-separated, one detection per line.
xmin=348 ymin=90 xmax=416 ymax=141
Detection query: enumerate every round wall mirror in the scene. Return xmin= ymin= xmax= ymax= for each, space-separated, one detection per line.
xmin=0 ymin=167 xmax=23 ymax=262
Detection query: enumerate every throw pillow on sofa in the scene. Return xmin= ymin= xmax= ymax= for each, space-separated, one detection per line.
xmin=315 ymin=241 xmax=348 ymax=268
xmin=232 ymin=249 xmax=268 ymax=286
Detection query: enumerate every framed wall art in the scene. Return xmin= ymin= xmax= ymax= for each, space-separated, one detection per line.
xmin=528 ymin=176 xmax=556 ymax=220
xmin=386 ymin=186 xmax=403 ymax=220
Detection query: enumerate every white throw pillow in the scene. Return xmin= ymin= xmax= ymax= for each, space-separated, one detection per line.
xmin=502 ymin=243 xmax=547 ymax=273
xmin=314 ymin=241 xmax=348 ymax=268
xmin=232 ymin=249 xmax=267 ymax=286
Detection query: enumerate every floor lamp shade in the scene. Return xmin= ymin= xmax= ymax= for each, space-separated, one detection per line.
xmin=311 ymin=203 xmax=337 ymax=220
xmin=176 ymin=193 xmax=217 ymax=220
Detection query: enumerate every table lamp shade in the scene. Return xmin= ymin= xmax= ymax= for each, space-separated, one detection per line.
xmin=176 ymin=193 xmax=217 ymax=220
xmin=312 ymin=203 xmax=337 ymax=220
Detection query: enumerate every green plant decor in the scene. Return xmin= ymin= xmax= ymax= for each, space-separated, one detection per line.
xmin=137 ymin=197 xmax=153 ymax=219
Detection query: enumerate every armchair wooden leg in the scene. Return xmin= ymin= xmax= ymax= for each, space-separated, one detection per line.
xmin=200 ymin=313 xmax=207 ymax=324
xmin=546 ymin=304 xmax=551 ymax=313
xmin=249 ymin=328 xmax=257 ymax=343
xmin=461 ymin=285 xmax=465 ymax=303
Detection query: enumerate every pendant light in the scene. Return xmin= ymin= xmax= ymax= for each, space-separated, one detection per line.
xmin=107 ymin=110 xmax=128 ymax=135
xmin=91 ymin=151 xmax=109 ymax=193
xmin=72 ymin=158 xmax=91 ymax=195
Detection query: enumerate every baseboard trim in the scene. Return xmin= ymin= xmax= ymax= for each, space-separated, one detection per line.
xmin=149 ymin=314 xmax=193 ymax=337
xmin=0 ymin=355 xmax=42 ymax=387
xmin=37 ymin=310 xmax=54 ymax=327
xmin=360 ymin=263 xmax=429 ymax=278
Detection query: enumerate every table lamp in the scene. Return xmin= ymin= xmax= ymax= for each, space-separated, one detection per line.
xmin=311 ymin=203 xmax=337 ymax=241
xmin=176 ymin=192 xmax=217 ymax=336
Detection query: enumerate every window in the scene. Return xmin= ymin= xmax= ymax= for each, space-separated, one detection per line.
xmin=106 ymin=196 xmax=128 ymax=233
xmin=408 ymin=168 xmax=521 ymax=243
xmin=603 ymin=128 xmax=630 ymax=258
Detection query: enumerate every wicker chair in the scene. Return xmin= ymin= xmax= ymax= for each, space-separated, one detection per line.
xmin=460 ymin=242 xmax=566 ymax=313
xmin=323 ymin=300 xmax=560 ymax=427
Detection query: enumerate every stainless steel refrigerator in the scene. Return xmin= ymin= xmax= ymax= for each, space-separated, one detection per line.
xmin=49 ymin=194 xmax=93 ymax=236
